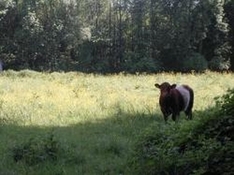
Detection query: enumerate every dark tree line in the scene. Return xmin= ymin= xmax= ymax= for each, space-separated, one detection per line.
xmin=0 ymin=0 xmax=234 ymax=73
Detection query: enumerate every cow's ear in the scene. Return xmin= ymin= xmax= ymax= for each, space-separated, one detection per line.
xmin=171 ymin=84 xmax=177 ymax=88
xmin=155 ymin=83 xmax=160 ymax=89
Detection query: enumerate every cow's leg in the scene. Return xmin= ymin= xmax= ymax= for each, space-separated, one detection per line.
xmin=171 ymin=105 xmax=179 ymax=121
xmin=162 ymin=112 xmax=169 ymax=122
xmin=185 ymin=88 xmax=194 ymax=120
xmin=161 ymin=107 xmax=170 ymax=122
xmin=163 ymin=114 xmax=169 ymax=122
xmin=172 ymin=112 xmax=179 ymax=121
xmin=185 ymin=110 xmax=192 ymax=120
xmin=172 ymin=113 xmax=176 ymax=121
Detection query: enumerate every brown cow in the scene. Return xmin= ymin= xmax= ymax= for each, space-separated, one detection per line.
xmin=155 ymin=82 xmax=194 ymax=122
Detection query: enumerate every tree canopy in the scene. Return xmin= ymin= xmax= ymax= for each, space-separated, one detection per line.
xmin=0 ymin=0 xmax=234 ymax=73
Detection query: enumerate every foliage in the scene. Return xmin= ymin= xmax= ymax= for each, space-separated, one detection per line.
xmin=215 ymin=88 xmax=234 ymax=116
xmin=0 ymin=0 xmax=81 ymax=71
xmin=205 ymin=0 xmax=231 ymax=71
xmin=130 ymin=89 xmax=234 ymax=174
xmin=182 ymin=51 xmax=208 ymax=72
xmin=0 ymin=0 xmax=233 ymax=73
xmin=123 ymin=51 xmax=162 ymax=73
xmin=224 ymin=0 xmax=234 ymax=71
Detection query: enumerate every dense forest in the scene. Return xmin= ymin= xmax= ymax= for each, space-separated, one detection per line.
xmin=0 ymin=0 xmax=234 ymax=73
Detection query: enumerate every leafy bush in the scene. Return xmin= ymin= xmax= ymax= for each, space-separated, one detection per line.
xmin=208 ymin=56 xmax=231 ymax=71
xmin=123 ymin=51 xmax=162 ymax=73
xmin=182 ymin=52 xmax=208 ymax=72
xmin=215 ymin=88 xmax=234 ymax=115
xmin=130 ymin=89 xmax=234 ymax=175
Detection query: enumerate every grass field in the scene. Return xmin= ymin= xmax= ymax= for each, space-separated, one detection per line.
xmin=0 ymin=70 xmax=233 ymax=174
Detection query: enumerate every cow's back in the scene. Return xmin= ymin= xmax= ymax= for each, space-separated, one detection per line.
xmin=175 ymin=85 xmax=190 ymax=111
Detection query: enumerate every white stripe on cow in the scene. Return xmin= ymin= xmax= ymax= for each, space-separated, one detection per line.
xmin=176 ymin=85 xmax=190 ymax=111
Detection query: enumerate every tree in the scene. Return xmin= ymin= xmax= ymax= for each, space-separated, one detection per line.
xmin=224 ymin=0 xmax=234 ymax=71
xmin=0 ymin=0 xmax=81 ymax=71
xmin=201 ymin=0 xmax=231 ymax=71
xmin=0 ymin=0 xmax=233 ymax=73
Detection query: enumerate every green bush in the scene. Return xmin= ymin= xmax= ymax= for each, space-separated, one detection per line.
xmin=130 ymin=89 xmax=234 ymax=175
xmin=215 ymin=88 xmax=234 ymax=115
xmin=182 ymin=52 xmax=208 ymax=72
xmin=209 ymin=57 xmax=231 ymax=71
xmin=123 ymin=51 xmax=162 ymax=73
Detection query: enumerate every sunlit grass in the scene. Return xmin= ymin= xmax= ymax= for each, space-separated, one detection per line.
xmin=0 ymin=70 xmax=233 ymax=174
xmin=0 ymin=70 xmax=233 ymax=125
xmin=0 ymin=71 xmax=156 ymax=126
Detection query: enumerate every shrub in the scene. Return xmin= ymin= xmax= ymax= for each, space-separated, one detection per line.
xmin=215 ymin=88 xmax=234 ymax=115
xmin=129 ymin=89 xmax=234 ymax=174
xmin=182 ymin=52 xmax=208 ymax=72
xmin=123 ymin=51 xmax=162 ymax=73
xmin=209 ymin=57 xmax=231 ymax=71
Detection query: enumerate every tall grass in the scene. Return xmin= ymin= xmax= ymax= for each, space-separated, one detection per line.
xmin=0 ymin=70 xmax=233 ymax=174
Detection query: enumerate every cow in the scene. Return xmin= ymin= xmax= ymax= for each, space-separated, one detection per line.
xmin=155 ymin=82 xmax=194 ymax=122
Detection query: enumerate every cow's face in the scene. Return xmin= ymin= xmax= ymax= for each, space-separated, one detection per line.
xmin=155 ymin=82 xmax=176 ymax=94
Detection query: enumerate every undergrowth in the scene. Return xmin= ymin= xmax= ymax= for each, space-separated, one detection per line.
xmin=130 ymin=89 xmax=234 ymax=175
xmin=12 ymin=133 xmax=60 ymax=166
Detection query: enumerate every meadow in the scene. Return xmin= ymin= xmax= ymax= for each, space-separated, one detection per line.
xmin=0 ymin=70 xmax=233 ymax=174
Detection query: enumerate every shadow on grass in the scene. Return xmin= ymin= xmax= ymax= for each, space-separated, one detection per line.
xmin=0 ymin=108 xmax=213 ymax=174
xmin=0 ymin=111 xmax=163 ymax=175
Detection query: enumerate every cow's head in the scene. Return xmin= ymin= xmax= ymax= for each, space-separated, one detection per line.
xmin=155 ymin=82 xmax=176 ymax=94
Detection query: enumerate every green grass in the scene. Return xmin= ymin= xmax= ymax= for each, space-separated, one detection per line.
xmin=0 ymin=70 xmax=233 ymax=174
